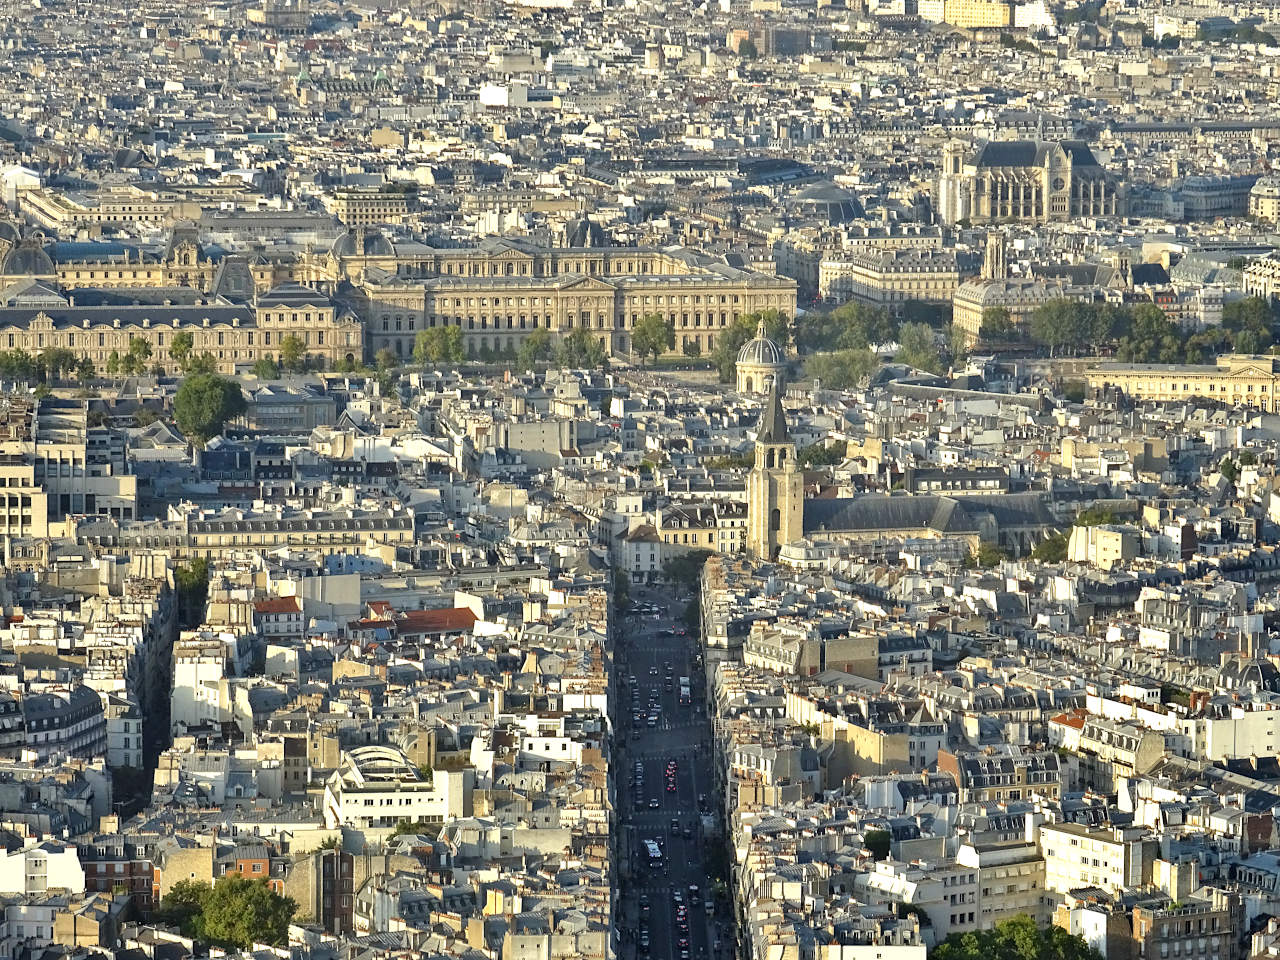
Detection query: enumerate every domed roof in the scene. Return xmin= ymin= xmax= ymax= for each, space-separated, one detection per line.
xmin=795 ymin=180 xmax=857 ymax=203
xmin=736 ymin=316 xmax=784 ymax=367
xmin=793 ymin=180 xmax=865 ymax=225
xmin=1218 ymin=657 xmax=1280 ymax=693
xmin=1 ymin=239 xmax=55 ymax=277
xmin=0 ymin=221 xmax=20 ymax=247
xmin=565 ymin=217 xmax=608 ymax=248
xmin=330 ymin=227 xmax=395 ymax=259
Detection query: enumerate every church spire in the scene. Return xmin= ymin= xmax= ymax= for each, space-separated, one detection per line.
xmin=757 ymin=376 xmax=790 ymax=445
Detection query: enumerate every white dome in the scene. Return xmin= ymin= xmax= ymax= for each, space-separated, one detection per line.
xmin=737 ymin=335 xmax=783 ymax=366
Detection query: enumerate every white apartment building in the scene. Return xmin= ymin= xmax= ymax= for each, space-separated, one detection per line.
xmin=0 ymin=843 xmax=85 ymax=896
xmin=323 ymin=745 xmax=471 ymax=830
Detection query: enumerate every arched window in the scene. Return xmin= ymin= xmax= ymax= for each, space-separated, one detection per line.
xmin=767 ymin=449 xmax=775 ymax=469
xmin=770 ymin=509 xmax=780 ymax=532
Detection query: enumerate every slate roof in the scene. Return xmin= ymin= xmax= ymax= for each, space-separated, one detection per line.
xmin=757 ymin=381 xmax=790 ymax=445
xmin=973 ymin=139 xmax=1103 ymax=169
xmin=803 ymin=492 xmax=1055 ymax=536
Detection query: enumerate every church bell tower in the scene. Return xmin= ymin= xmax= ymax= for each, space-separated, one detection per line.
xmin=747 ymin=380 xmax=804 ymax=560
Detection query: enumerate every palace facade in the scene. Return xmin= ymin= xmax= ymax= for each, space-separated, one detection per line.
xmin=298 ymin=232 xmax=798 ymax=360
xmin=0 ymin=224 xmax=796 ymax=364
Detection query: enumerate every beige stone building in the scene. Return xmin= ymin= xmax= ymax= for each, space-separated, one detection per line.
xmin=1085 ymin=354 xmax=1280 ymax=411
xmin=108 ymin=505 xmax=415 ymax=560
xmin=953 ymin=275 xmax=1090 ymax=344
xmin=0 ymin=283 xmax=362 ymax=376
xmin=302 ymin=232 xmax=796 ymax=360
xmin=1250 ymin=177 xmax=1280 ymax=224
xmin=321 ymin=187 xmax=412 ymax=226
xmin=918 ymin=0 xmax=1011 ymax=27
xmin=1039 ymin=822 xmax=1155 ymax=897
xmin=1 ymin=226 xmax=793 ymax=365
xmin=18 ymin=184 xmax=203 ymax=231
xmin=956 ymin=839 xmax=1048 ymax=930
xmin=819 ymin=247 xmax=971 ymax=309
xmin=1242 ymin=251 xmax=1280 ymax=301
xmin=0 ymin=226 xmax=286 ymax=295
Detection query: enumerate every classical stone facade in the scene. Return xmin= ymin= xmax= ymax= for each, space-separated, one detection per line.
xmin=937 ymin=139 xmax=1123 ymax=226
xmin=0 ymin=226 xmax=794 ymax=365
xmin=818 ymin=247 xmax=971 ymax=310
xmin=0 ymin=226 xmax=287 ymax=295
xmin=300 ymin=232 xmax=797 ymax=360
xmin=0 ymin=284 xmax=362 ymax=376
xmin=1086 ymin=354 xmax=1280 ymax=411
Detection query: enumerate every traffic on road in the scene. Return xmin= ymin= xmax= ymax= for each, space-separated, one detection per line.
xmin=615 ymin=586 xmax=732 ymax=960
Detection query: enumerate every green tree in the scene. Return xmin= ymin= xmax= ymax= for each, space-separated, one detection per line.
xmin=796 ymin=302 xmax=895 ymax=354
xmin=1063 ymin=380 xmax=1087 ymax=403
xmin=159 ymin=879 xmax=209 ymax=938
xmin=123 ymin=336 xmax=153 ymax=375
xmin=279 ymin=334 xmax=306 ymax=373
xmin=186 ymin=352 xmax=218 ymax=376
xmin=375 ymin=348 xmax=399 ymax=372
xmin=202 ymin=876 xmax=296 ymax=948
xmin=1031 ymin=532 xmax=1068 ymax=563
xmin=74 ymin=357 xmax=96 ymax=384
xmin=516 ymin=327 xmax=554 ymax=368
xmin=712 ymin=310 xmax=790 ymax=382
xmin=803 ymin=349 xmax=876 ymax=390
xmin=557 ymin=328 xmax=607 ymax=369
xmin=976 ymin=543 xmax=1009 ymax=568
xmin=174 ymin=373 xmax=246 ymax=446
xmin=948 ymin=321 xmax=969 ymax=363
xmin=174 ymin=557 xmax=210 ymax=630
xmin=105 ymin=350 xmax=121 ymax=377
xmin=682 ymin=339 xmax=702 ymax=358
xmin=895 ymin=322 xmax=941 ymax=373
xmin=661 ymin=549 xmax=713 ymax=589
xmin=979 ymin=306 xmax=1015 ymax=341
xmin=1074 ymin=506 xmax=1118 ymax=527
xmin=42 ymin=348 xmax=76 ymax=381
xmin=933 ymin=915 xmax=1102 ymax=960
xmin=632 ymin=313 xmax=676 ymax=365
xmin=1220 ymin=457 xmax=1239 ymax=483
xmin=738 ymin=37 xmax=758 ymax=58
xmin=797 ymin=440 xmax=847 ymax=468
xmin=1222 ymin=296 xmax=1274 ymax=354
xmin=160 ymin=876 xmax=295 ymax=949
xmin=613 ymin=567 xmax=631 ymax=611
xmin=169 ymin=331 xmax=195 ymax=371
xmin=863 ymin=829 xmax=892 ymax=861
xmin=414 ymin=325 xmax=465 ymax=366
xmin=1029 ymin=299 xmax=1093 ymax=357
xmin=1117 ymin=303 xmax=1177 ymax=363
xmin=253 ymin=356 xmax=279 ymax=379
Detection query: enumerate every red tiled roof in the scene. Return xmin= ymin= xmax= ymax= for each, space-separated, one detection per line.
xmin=255 ymin=597 xmax=302 ymax=615
xmin=398 ymin=607 xmax=478 ymax=634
